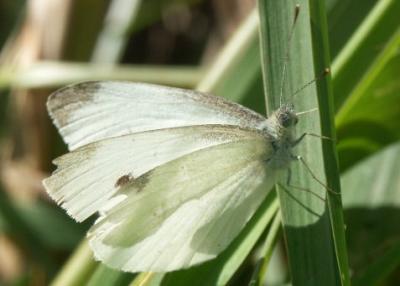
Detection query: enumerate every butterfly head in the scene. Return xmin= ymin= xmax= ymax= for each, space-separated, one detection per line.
xmin=276 ymin=104 xmax=298 ymax=128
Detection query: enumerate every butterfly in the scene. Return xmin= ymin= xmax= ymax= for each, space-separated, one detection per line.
xmin=42 ymin=81 xmax=306 ymax=272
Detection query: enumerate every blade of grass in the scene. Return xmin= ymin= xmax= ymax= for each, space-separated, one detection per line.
xmin=248 ymin=211 xmax=282 ymax=286
xmin=341 ymin=142 xmax=400 ymax=285
xmin=258 ymin=0 xmax=349 ymax=285
xmin=335 ymin=30 xmax=400 ymax=171
xmin=332 ymin=0 xmax=400 ymax=113
xmin=0 ymin=62 xmax=203 ymax=90
xmin=50 ymin=240 xmax=98 ymax=286
xmin=326 ymin=0 xmax=376 ymax=58
xmin=335 ymin=28 xmax=400 ymax=126
xmin=87 ymin=264 xmax=135 ymax=286
xmin=129 ymin=272 xmax=165 ymax=286
xmin=91 ymin=0 xmax=142 ymax=63
xmin=310 ymin=2 xmax=351 ymax=285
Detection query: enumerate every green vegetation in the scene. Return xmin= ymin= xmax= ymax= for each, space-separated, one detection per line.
xmin=0 ymin=0 xmax=399 ymax=285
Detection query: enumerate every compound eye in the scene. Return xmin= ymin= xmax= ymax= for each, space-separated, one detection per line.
xmin=281 ymin=115 xmax=291 ymax=127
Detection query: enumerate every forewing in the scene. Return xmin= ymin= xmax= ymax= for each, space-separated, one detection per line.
xmin=87 ymin=136 xmax=275 ymax=272
xmin=42 ymin=125 xmax=266 ymax=222
xmin=47 ymin=81 xmax=267 ymax=150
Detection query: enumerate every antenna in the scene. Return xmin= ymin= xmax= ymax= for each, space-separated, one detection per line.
xmin=292 ymin=68 xmax=330 ymax=98
xmin=279 ymin=4 xmax=301 ymax=107
xmin=296 ymin=108 xmax=318 ymax=116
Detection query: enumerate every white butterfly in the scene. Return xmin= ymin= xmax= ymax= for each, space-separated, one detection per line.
xmin=43 ymin=81 xmax=303 ymax=272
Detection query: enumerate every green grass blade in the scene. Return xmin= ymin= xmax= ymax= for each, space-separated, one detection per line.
xmin=50 ymin=241 xmax=98 ymax=286
xmin=326 ymin=0 xmax=377 ymax=58
xmin=310 ymin=3 xmax=350 ymax=285
xmin=258 ymin=0 xmax=349 ymax=285
xmin=91 ymin=0 xmax=142 ymax=63
xmin=129 ymin=272 xmax=164 ymax=286
xmin=0 ymin=62 xmax=203 ymax=90
xmin=335 ymin=28 xmax=400 ymax=170
xmin=341 ymin=142 xmax=400 ymax=285
xmin=86 ymin=264 xmax=135 ymax=286
xmin=332 ymin=0 xmax=400 ymax=113
xmin=248 ymin=212 xmax=282 ymax=286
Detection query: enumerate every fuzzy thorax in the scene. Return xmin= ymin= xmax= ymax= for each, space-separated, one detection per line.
xmin=262 ymin=104 xmax=299 ymax=169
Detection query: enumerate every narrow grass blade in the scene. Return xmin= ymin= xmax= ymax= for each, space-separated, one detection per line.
xmin=91 ymin=0 xmax=142 ymax=63
xmin=248 ymin=212 xmax=282 ymax=286
xmin=332 ymin=0 xmax=400 ymax=113
xmin=87 ymin=264 xmax=135 ymax=286
xmin=0 ymin=62 xmax=203 ymax=90
xmin=326 ymin=0 xmax=377 ymax=58
xmin=50 ymin=241 xmax=98 ymax=286
xmin=258 ymin=0 xmax=349 ymax=285
xmin=335 ymin=29 xmax=400 ymax=171
xmin=129 ymin=272 xmax=164 ymax=286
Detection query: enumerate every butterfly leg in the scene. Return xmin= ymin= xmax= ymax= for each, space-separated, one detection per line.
xmin=292 ymin=155 xmax=340 ymax=195
xmin=284 ymin=168 xmax=325 ymax=201
xmin=291 ymin=132 xmax=334 ymax=147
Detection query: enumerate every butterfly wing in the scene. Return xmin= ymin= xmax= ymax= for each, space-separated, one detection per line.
xmin=45 ymin=82 xmax=275 ymax=271
xmin=47 ymin=81 xmax=267 ymax=150
xmin=87 ymin=135 xmax=275 ymax=272
xmin=42 ymin=125 xmax=269 ymax=222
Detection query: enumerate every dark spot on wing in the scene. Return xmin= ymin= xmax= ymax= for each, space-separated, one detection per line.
xmin=134 ymin=172 xmax=151 ymax=193
xmin=114 ymin=170 xmax=151 ymax=194
xmin=115 ymin=173 xmax=134 ymax=188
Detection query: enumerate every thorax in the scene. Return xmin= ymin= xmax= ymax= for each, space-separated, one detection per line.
xmin=259 ymin=107 xmax=298 ymax=169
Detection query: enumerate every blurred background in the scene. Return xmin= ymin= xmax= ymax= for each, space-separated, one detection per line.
xmin=0 ymin=0 xmax=399 ymax=285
